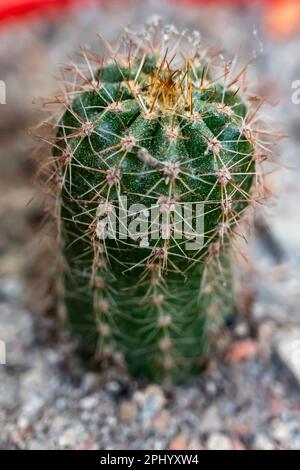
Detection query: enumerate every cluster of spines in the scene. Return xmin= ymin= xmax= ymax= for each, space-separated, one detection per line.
xmin=36 ymin=22 xmax=276 ymax=380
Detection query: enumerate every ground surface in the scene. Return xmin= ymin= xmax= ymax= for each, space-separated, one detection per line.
xmin=1 ymin=0 xmax=300 ymax=450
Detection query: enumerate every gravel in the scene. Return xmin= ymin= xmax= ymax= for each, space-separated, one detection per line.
xmin=1 ymin=291 xmax=300 ymax=450
xmin=274 ymin=328 xmax=300 ymax=386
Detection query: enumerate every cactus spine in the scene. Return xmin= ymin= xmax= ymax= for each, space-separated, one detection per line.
xmin=45 ymin=24 xmax=262 ymax=382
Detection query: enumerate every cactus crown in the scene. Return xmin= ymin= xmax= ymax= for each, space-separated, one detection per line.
xmin=40 ymin=22 xmax=268 ymax=382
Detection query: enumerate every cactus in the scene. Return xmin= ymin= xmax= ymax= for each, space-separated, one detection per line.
xmin=44 ymin=24 xmax=262 ymax=382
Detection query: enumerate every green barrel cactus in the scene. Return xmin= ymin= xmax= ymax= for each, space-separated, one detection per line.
xmin=48 ymin=28 xmax=256 ymax=381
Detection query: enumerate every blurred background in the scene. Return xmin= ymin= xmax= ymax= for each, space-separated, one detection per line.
xmin=1 ymin=0 xmax=300 ymax=450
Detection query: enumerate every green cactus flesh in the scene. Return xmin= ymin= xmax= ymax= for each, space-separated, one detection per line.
xmin=55 ymin=53 xmax=255 ymax=381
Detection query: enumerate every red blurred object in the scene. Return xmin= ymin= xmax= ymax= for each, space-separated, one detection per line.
xmin=0 ymin=0 xmax=94 ymax=23
xmin=172 ymin=0 xmax=275 ymax=4
xmin=1 ymin=0 xmax=300 ymax=39
xmin=172 ymin=0 xmax=300 ymax=38
xmin=265 ymin=0 xmax=300 ymax=37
